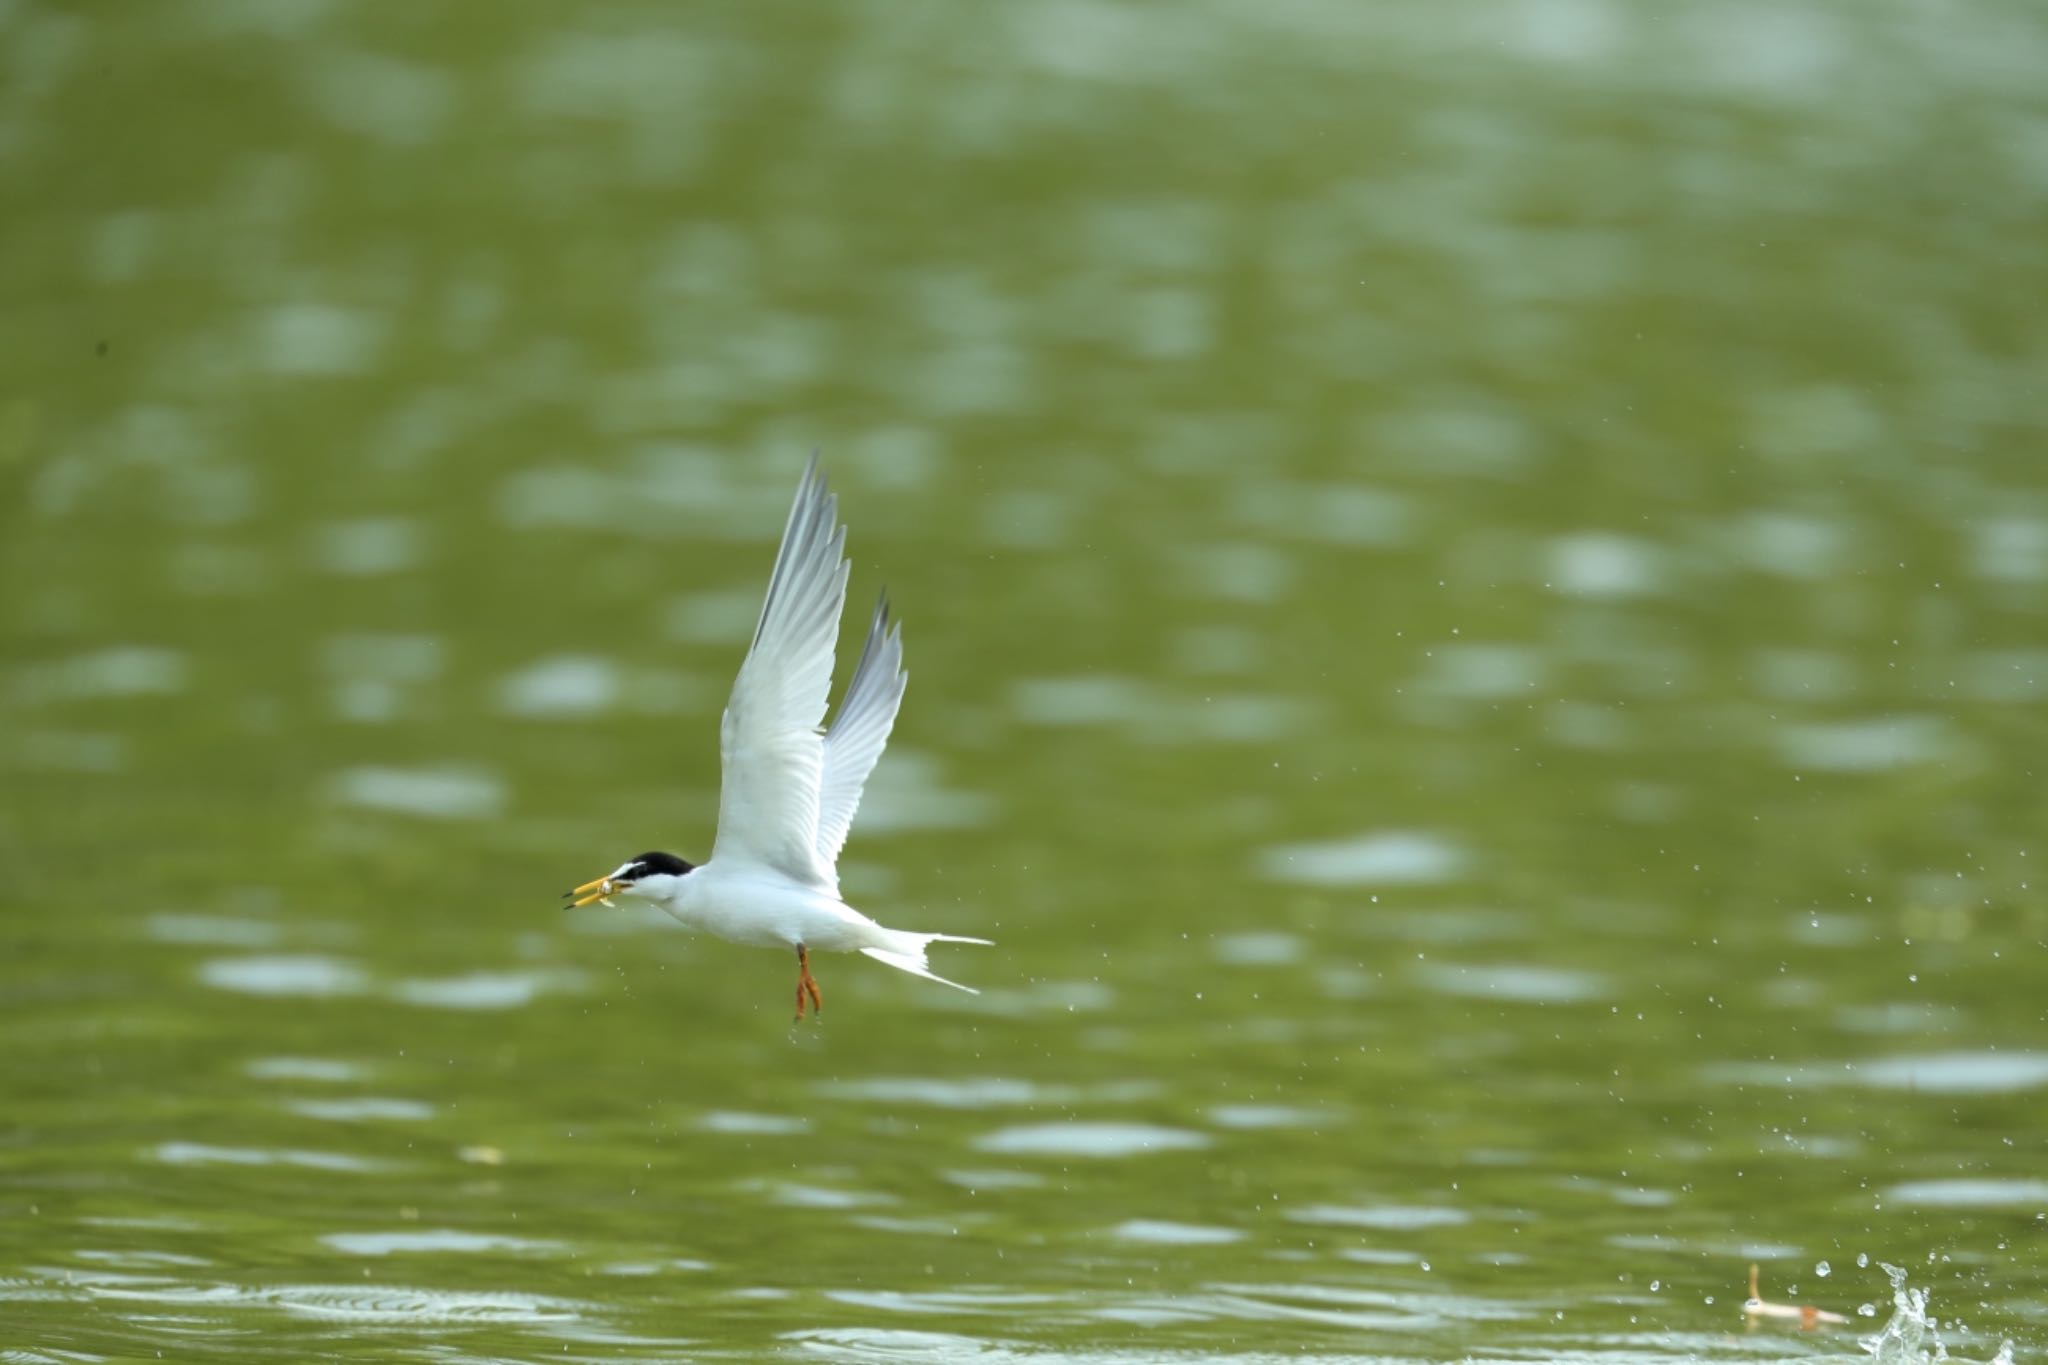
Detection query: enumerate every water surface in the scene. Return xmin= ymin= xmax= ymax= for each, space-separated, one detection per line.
xmin=4 ymin=0 xmax=2045 ymax=1360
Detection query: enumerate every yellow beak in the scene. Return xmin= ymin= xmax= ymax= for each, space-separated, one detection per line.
xmin=565 ymin=875 xmax=619 ymax=908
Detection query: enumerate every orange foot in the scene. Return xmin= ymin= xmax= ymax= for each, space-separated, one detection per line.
xmin=794 ymin=945 xmax=824 ymax=1021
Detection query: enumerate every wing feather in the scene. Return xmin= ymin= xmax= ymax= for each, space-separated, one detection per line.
xmin=815 ymin=592 xmax=907 ymax=868
xmin=711 ymin=456 xmax=848 ymax=887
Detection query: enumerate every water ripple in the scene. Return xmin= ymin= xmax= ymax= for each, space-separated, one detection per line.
xmin=1110 ymin=1220 xmax=1245 ymax=1245
xmin=1885 ymin=1178 xmax=2048 ymax=1208
xmin=151 ymin=1143 xmax=385 ymax=1173
xmin=1207 ymin=1105 xmax=1324 ymax=1130
xmin=324 ymin=765 xmax=505 ymax=820
xmin=270 ymin=1283 xmax=585 ymax=1324
xmin=1255 ymin=832 xmax=1469 ymax=887
xmin=696 ymin=1110 xmax=810 ymax=1135
xmin=285 ymin=1098 xmax=432 ymax=1122
xmin=244 ymin=1057 xmax=366 ymax=1082
xmin=1707 ymin=1051 xmax=2048 ymax=1094
xmin=973 ymin=1122 xmax=1210 ymax=1157
xmin=198 ymin=955 xmax=369 ymax=998
xmin=388 ymin=968 xmax=586 ymax=1010
xmin=496 ymin=654 xmax=620 ymax=718
xmin=320 ymin=1230 xmax=564 ymax=1256
xmin=1286 ymin=1204 xmax=1471 ymax=1231
xmin=1415 ymin=963 xmax=1607 ymax=1004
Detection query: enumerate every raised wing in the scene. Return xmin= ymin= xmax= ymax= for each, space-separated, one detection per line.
xmin=815 ymin=592 xmax=907 ymax=869
xmin=710 ymin=456 xmax=849 ymax=888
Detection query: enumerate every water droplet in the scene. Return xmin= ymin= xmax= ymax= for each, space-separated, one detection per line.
xmin=1817 ymin=1260 xmax=1831 ymax=1277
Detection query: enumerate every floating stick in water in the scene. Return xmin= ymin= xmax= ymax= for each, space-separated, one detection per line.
xmin=1743 ymin=1263 xmax=1849 ymax=1329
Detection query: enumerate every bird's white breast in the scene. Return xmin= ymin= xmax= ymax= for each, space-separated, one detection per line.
xmin=644 ymin=862 xmax=882 ymax=953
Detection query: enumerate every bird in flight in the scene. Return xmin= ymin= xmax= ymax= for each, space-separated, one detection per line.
xmin=566 ymin=456 xmax=990 ymax=1019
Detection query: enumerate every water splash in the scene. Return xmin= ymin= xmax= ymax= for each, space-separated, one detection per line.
xmin=1860 ymin=1261 xmax=2015 ymax=1365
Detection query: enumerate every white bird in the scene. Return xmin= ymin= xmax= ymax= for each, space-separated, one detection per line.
xmin=565 ymin=456 xmax=990 ymax=1019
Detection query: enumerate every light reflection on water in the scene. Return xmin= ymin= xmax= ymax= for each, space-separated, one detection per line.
xmin=4 ymin=0 xmax=2045 ymax=1360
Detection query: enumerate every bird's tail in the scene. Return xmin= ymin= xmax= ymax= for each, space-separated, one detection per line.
xmin=860 ymin=930 xmax=993 ymax=995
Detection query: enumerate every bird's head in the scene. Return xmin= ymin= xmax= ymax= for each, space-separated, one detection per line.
xmin=565 ymin=851 xmax=695 ymax=907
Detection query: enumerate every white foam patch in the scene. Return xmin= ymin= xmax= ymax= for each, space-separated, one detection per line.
xmin=321 ymin=1230 xmax=563 ymax=1256
xmin=696 ymin=1111 xmax=809 ymax=1135
xmin=1207 ymin=1105 xmax=1323 ymax=1130
xmin=940 ymin=1168 xmax=1047 ymax=1191
xmin=152 ymin=1143 xmax=384 ymax=1173
xmin=1548 ymin=533 xmax=1664 ymax=597
xmin=496 ymin=655 xmax=620 ymax=718
xmin=1775 ymin=716 xmax=1954 ymax=772
xmin=1420 ymin=644 xmax=1546 ymax=699
xmin=301 ymin=49 xmax=454 ymax=146
xmin=388 ymin=969 xmax=583 ymax=1010
xmin=821 ymin=1077 xmax=1155 ymax=1108
xmin=1974 ymin=517 xmax=2048 ymax=582
xmin=1854 ymin=1051 xmax=2048 ymax=1093
xmin=1212 ymin=932 xmax=1303 ymax=966
xmin=1417 ymin=963 xmax=1607 ymax=1004
xmin=1168 ymin=541 xmax=1297 ymax=604
xmin=1237 ymin=482 xmax=1413 ymax=547
xmin=973 ymin=1122 xmax=1210 ymax=1158
xmin=1286 ymin=1203 xmax=1471 ymax=1230
xmin=16 ymin=647 xmax=187 ymax=702
xmin=1257 ymin=831 xmax=1469 ymax=887
xmin=320 ymin=634 xmax=443 ymax=724
xmin=1110 ymin=1220 xmax=1244 ymax=1245
xmin=1009 ymin=675 xmax=1152 ymax=726
xmin=287 ymin=1098 xmax=433 ymax=1122
xmin=760 ymin=1183 xmax=894 ymax=1210
xmin=309 ymin=518 xmax=420 ymax=576
xmin=599 ymin=1258 xmax=713 ymax=1277
xmin=199 ymin=955 xmax=370 ymax=998
xmin=245 ymin=1057 xmax=366 ymax=1083
xmin=326 ymin=766 xmax=504 ymax=820
xmin=1886 ymin=1178 xmax=2048 ymax=1208
xmin=1735 ymin=512 xmax=1847 ymax=578
xmin=1708 ymin=1051 xmax=2048 ymax=1093
xmin=257 ymin=304 xmax=384 ymax=375
xmin=663 ymin=586 xmax=766 ymax=644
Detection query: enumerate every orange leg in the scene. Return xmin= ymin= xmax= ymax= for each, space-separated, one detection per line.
xmin=795 ymin=945 xmax=824 ymax=1020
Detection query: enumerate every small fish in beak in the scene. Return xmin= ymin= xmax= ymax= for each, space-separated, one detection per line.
xmin=564 ymin=875 xmax=618 ymax=908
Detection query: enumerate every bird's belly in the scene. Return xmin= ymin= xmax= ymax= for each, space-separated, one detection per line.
xmin=674 ymin=877 xmax=875 ymax=952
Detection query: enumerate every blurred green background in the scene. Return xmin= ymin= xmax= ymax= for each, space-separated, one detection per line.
xmin=3 ymin=1 xmax=2045 ymax=1361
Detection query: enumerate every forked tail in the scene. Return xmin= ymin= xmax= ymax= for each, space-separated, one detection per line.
xmin=860 ymin=931 xmax=993 ymax=994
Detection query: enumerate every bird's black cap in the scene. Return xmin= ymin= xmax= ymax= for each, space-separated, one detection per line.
xmin=621 ymin=852 xmax=694 ymax=880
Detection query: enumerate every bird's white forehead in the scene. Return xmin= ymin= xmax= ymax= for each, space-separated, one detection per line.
xmin=610 ymin=860 xmax=640 ymax=881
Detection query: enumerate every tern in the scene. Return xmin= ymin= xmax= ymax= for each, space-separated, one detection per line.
xmin=566 ymin=456 xmax=990 ymax=1019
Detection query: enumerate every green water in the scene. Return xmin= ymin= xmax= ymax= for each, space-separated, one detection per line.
xmin=4 ymin=1 xmax=2046 ymax=1360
